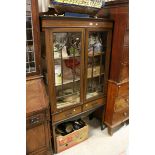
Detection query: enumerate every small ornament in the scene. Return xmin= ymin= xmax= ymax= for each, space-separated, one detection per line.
xmin=62 ymin=46 xmax=68 ymax=58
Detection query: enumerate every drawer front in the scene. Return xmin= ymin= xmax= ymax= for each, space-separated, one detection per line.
xmin=114 ymin=96 xmax=129 ymax=112
xmin=83 ymin=98 xmax=104 ymax=111
xmin=112 ymin=108 xmax=129 ymax=124
xmin=27 ymin=113 xmax=46 ymax=129
xmin=117 ymin=82 xmax=129 ymax=97
xmin=53 ymin=107 xmax=82 ymax=123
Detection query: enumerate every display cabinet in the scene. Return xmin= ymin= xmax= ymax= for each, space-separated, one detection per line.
xmin=26 ymin=0 xmax=41 ymax=76
xmin=41 ymin=16 xmax=113 ymax=153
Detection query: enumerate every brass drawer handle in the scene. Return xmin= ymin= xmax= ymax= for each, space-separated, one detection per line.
xmin=123 ymin=112 xmax=127 ymax=116
xmin=30 ymin=117 xmax=40 ymax=125
xmin=125 ymin=98 xmax=129 ymax=102
xmin=121 ymin=62 xmax=128 ymax=66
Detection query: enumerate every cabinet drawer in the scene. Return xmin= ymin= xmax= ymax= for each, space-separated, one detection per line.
xmin=112 ymin=108 xmax=129 ymax=125
xmin=114 ymin=96 xmax=129 ymax=112
xmin=83 ymin=98 xmax=104 ymax=111
xmin=53 ymin=107 xmax=82 ymax=123
xmin=117 ymin=82 xmax=129 ymax=97
xmin=27 ymin=113 xmax=46 ymax=129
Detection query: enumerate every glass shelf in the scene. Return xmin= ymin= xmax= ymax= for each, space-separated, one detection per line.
xmin=88 ymin=51 xmax=105 ymax=57
xmin=54 ymin=55 xmax=80 ymax=60
xmin=55 ymin=78 xmax=80 ymax=86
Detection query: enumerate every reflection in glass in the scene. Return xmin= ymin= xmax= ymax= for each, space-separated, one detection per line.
xmin=53 ymin=32 xmax=81 ymax=109
xmin=26 ymin=17 xmax=32 ymax=28
xmin=86 ymin=31 xmax=107 ymax=99
xmin=26 ymin=0 xmax=36 ymax=74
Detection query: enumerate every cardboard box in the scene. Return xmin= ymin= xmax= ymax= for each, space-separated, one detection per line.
xmin=56 ymin=124 xmax=89 ymax=153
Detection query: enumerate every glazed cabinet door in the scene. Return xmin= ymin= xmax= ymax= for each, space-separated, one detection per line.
xmin=84 ymin=28 xmax=112 ymax=101
xmin=46 ymin=28 xmax=84 ymax=111
xmin=26 ymin=0 xmax=40 ymax=76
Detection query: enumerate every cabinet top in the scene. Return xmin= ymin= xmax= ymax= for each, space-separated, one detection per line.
xmin=26 ymin=77 xmax=49 ymax=115
xmin=40 ymin=16 xmax=113 ymax=29
xmin=40 ymin=15 xmax=113 ymax=22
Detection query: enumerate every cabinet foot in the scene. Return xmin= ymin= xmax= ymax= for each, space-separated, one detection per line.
xmin=89 ymin=113 xmax=94 ymax=120
xmin=101 ymin=123 xmax=106 ymax=130
xmin=108 ymin=128 xmax=113 ymax=136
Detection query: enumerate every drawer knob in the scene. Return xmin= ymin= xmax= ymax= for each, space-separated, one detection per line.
xmin=85 ymin=104 xmax=88 ymax=107
xmin=123 ymin=112 xmax=127 ymax=116
xmin=73 ymin=109 xmax=76 ymax=112
xmin=118 ymin=86 xmax=121 ymax=88
xmin=30 ymin=117 xmax=40 ymax=125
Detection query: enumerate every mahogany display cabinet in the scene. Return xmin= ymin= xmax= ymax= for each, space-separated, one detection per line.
xmin=26 ymin=0 xmax=52 ymax=154
xmin=40 ymin=16 xmax=113 ymax=152
xmin=97 ymin=0 xmax=129 ymax=135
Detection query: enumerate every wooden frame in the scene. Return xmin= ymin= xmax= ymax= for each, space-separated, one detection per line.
xmin=45 ymin=28 xmax=85 ymax=113
xmin=41 ymin=17 xmax=113 ymax=113
xmin=41 ymin=16 xmax=113 ymax=153
xmin=84 ymin=28 xmax=112 ymax=103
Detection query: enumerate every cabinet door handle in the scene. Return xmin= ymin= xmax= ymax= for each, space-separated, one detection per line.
xmin=30 ymin=117 xmax=40 ymax=125
xmin=125 ymin=98 xmax=129 ymax=102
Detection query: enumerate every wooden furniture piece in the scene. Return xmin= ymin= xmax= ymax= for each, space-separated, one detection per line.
xmin=40 ymin=16 xmax=113 ymax=153
xmin=26 ymin=0 xmax=41 ymax=76
xmin=26 ymin=76 xmax=52 ymax=155
xmin=26 ymin=1 xmax=52 ymax=154
xmin=97 ymin=0 xmax=129 ymax=135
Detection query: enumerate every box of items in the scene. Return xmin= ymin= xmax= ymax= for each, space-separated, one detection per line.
xmin=51 ymin=0 xmax=104 ymax=16
xmin=55 ymin=119 xmax=89 ymax=153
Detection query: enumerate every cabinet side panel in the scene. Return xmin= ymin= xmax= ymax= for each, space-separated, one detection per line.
xmin=26 ymin=124 xmax=47 ymax=153
xmin=105 ymin=81 xmax=117 ymax=125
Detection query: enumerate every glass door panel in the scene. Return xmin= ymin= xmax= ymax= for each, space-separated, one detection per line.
xmin=86 ymin=31 xmax=108 ymax=99
xmin=26 ymin=0 xmax=36 ymax=74
xmin=52 ymin=32 xmax=81 ymax=109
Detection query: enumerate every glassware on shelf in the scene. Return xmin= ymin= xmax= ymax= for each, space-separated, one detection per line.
xmin=55 ymin=65 xmax=62 ymax=85
xmin=88 ymin=32 xmax=105 ymax=57
xmin=87 ymin=66 xmax=101 ymax=78
xmin=86 ymin=31 xmax=107 ymax=99
xmin=94 ymin=37 xmax=103 ymax=54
